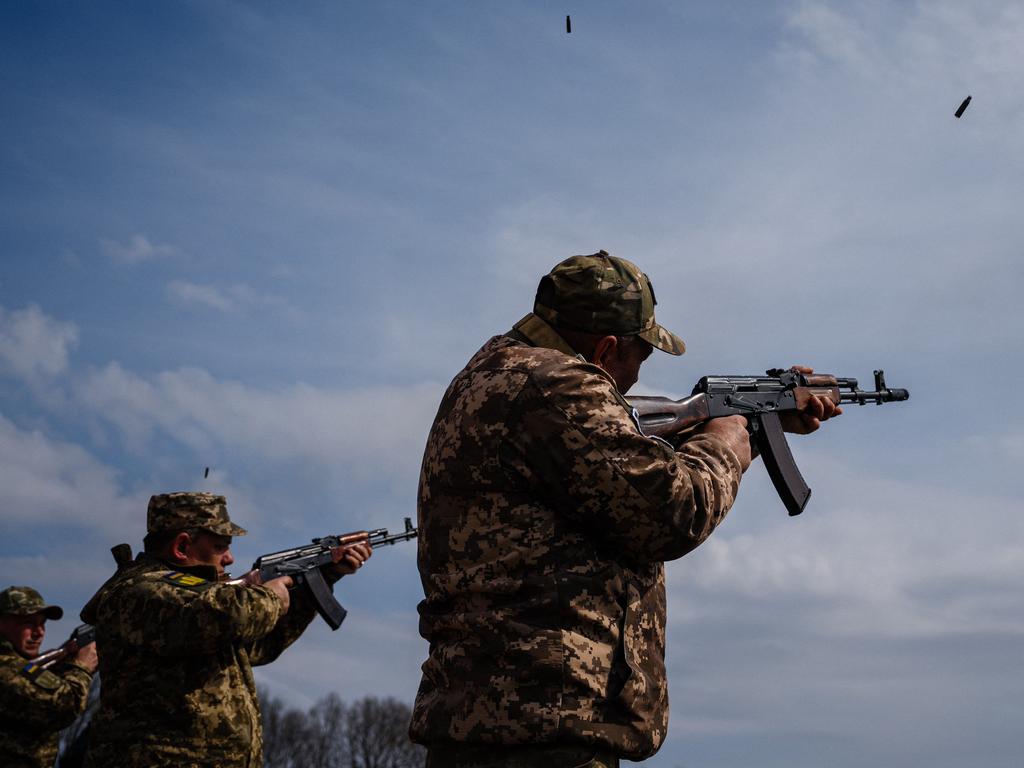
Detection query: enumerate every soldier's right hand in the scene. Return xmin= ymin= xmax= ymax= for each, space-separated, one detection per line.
xmin=698 ymin=415 xmax=752 ymax=471
xmin=263 ymin=575 xmax=293 ymax=613
xmin=73 ymin=642 xmax=99 ymax=673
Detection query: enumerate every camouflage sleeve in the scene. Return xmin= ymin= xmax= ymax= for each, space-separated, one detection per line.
xmin=246 ymin=580 xmax=320 ymax=666
xmin=0 ymin=658 xmax=92 ymax=730
xmin=513 ymin=358 xmax=743 ymax=563
xmin=104 ymin=577 xmax=285 ymax=656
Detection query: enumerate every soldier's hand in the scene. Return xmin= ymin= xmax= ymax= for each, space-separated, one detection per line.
xmin=780 ymin=365 xmax=843 ymax=435
xmin=72 ymin=642 xmax=99 ymax=673
xmin=263 ymin=575 xmax=294 ymax=613
xmin=698 ymin=415 xmax=752 ymax=471
xmin=332 ymin=542 xmax=372 ymax=577
xmin=238 ymin=569 xmax=266 ymax=587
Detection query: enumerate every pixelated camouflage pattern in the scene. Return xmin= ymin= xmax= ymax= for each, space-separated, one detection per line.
xmin=410 ymin=328 xmax=743 ymax=760
xmin=0 ymin=637 xmax=93 ymax=768
xmin=0 ymin=585 xmax=63 ymax=620
xmin=147 ymin=491 xmax=248 ymax=536
xmin=80 ymin=553 xmax=320 ymax=768
xmin=533 ymin=251 xmax=685 ymax=355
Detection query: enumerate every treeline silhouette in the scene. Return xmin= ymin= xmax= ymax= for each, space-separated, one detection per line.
xmin=55 ymin=681 xmax=424 ymax=768
xmin=260 ymin=688 xmax=425 ymax=768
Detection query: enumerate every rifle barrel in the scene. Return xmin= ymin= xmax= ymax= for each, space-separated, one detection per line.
xmin=839 ymin=388 xmax=910 ymax=404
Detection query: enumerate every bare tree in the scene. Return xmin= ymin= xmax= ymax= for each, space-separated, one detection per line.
xmin=341 ymin=696 xmax=423 ymax=768
xmin=304 ymin=692 xmax=346 ymax=768
xmin=261 ymin=687 xmax=317 ymax=768
xmin=260 ymin=688 xmax=424 ymax=768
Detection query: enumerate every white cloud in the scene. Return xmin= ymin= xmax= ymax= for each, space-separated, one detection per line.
xmin=165 ymin=280 xmax=301 ymax=320
xmin=100 ymin=234 xmax=177 ymax=264
xmin=166 ymin=280 xmax=238 ymax=312
xmin=668 ymin=451 xmax=1024 ymax=638
xmin=0 ymin=412 xmax=139 ymax=534
xmin=0 ymin=304 xmax=78 ymax=379
xmin=786 ymin=1 xmax=884 ymax=75
xmin=72 ymin=363 xmax=442 ymax=482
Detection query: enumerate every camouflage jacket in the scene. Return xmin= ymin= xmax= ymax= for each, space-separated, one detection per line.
xmin=81 ymin=554 xmax=322 ymax=768
xmin=0 ymin=637 xmax=94 ymax=768
xmin=410 ymin=327 xmax=744 ymax=760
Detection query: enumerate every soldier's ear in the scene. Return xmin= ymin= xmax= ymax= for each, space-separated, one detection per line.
xmin=169 ymin=531 xmax=194 ymax=564
xmin=590 ymin=335 xmax=619 ymax=368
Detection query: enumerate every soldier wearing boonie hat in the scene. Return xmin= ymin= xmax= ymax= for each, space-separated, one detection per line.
xmin=146 ymin=491 xmax=248 ymax=538
xmin=411 ymin=250 xmax=754 ymax=767
xmin=79 ymin=491 xmax=372 ymax=768
xmin=0 ymin=586 xmax=97 ymax=767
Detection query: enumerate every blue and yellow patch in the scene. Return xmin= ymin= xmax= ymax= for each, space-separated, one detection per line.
xmin=160 ymin=571 xmax=211 ymax=591
xmin=20 ymin=661 xmax=61 ymax=690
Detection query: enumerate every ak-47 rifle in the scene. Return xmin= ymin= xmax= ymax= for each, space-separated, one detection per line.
xmin=628 ymin=369 xmax=909 ymax=516
xmin=228 ymin=517 xmax=418 ymax=630
xmin=34 ymin=624 xmax=96 ymax=670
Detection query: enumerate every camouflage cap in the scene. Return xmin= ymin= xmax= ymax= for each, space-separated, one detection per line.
xmin=533 ymin=250 xmax=686 ymax=355
xmin=0 ymin=585 xmax=63 ymax=620
xmin=147 ymin=492 xmax=247 ymax=537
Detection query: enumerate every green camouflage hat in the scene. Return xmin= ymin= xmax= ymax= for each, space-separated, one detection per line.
xmin=533 ymin=250 xmax=686 ymax=355
xmin=0 ymin=585 xmax=63 ymax=620
xmin=147 ymin=492 xmax=247 ymax=537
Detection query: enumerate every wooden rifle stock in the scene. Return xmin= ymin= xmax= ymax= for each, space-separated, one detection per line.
xmin=628 ymin=393 xmax=710 ymax=439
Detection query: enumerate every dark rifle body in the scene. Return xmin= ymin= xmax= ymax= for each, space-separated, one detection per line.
xmin=35 ymin=623 xmax=96 ymax=670
xmin=628 ymin=369 xmax=909 ymax=516
xmin=227 ymin=517 xmax=418 ymax=630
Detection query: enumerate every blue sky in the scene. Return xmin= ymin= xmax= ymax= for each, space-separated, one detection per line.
xmin=2 ymin=2 xmax=1023 ymax=766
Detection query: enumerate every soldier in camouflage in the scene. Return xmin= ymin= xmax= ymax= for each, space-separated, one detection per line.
xmin=80 ymin=492 xmax=372 ymax=768
xmin=0 ymin=585 xmax=97 ymax=768
xmin=410 ymin=251 xmax=838 ymax=767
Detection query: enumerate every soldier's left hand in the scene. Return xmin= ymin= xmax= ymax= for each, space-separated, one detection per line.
xmin=72 ymin=641 xmax=99 ymax=672
xmin=780 ymin=365 xmax=843 ymax=435
xmin=332 ymin=541 xmax=372 ymax=577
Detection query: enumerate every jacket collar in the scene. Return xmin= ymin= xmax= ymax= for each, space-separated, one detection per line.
xmin=509 ymin=313 xmax=581 ymax=358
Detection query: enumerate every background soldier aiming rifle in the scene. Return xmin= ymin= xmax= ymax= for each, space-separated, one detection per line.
xmin=0 ymin=586 xmax=97 ymax=768
xmin=80 ymin=492 xmax=374 ymax=768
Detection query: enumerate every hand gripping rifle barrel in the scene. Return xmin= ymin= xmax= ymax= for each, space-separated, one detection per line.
xmin=629 ymin=369 xmax=909 ymax=516
xmin=34 ymin=624 xmax=96 ymax=670
xmin=230 ymin=517 xmax=418 ymax=630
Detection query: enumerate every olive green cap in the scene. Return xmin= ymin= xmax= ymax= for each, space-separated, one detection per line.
xmin=0 ymin=586 xmax=63 ymax=620
xmin=147 ymin=492 xmax=247 ymax=537
xmin=533 ymin=250 xmax=685 ymax=355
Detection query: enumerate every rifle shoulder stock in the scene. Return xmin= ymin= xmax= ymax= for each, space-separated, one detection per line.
xmin=628 ymin=394 xmax=710 ymax=439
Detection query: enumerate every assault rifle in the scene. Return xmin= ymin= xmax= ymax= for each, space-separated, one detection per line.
xmin=228 ymin=517 xmax=418 ymax=630
xmin=628 ymin=369 xmax=909 ymax=516
xmin=34 ymin=624 xmax=96 ymax=670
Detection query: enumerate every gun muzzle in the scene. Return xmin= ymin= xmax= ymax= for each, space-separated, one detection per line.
xmin=837 ymin=369 xmax=909 ymax=405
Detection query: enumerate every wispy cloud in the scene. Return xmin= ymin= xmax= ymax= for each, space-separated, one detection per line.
xmin=100 ymin=234 xmax=177 ymax=264
xmin=165 ymin=279 xmax=301 ymax=319
xmin=0 ymin=412 xmax=138 ymax=533
xmin=0 ymin=304 xmax=78 ymax=379
xmin=166 ymin=280 xmax=239 ymax=312
xmin=73 ymin=362 xmax=441 ymax=480
xmin=0 ymin=303 xmax=439 ymax=492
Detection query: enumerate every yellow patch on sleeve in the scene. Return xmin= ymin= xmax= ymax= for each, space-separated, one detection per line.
xmin=160 ymin=571 xmax=210 ymax=590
